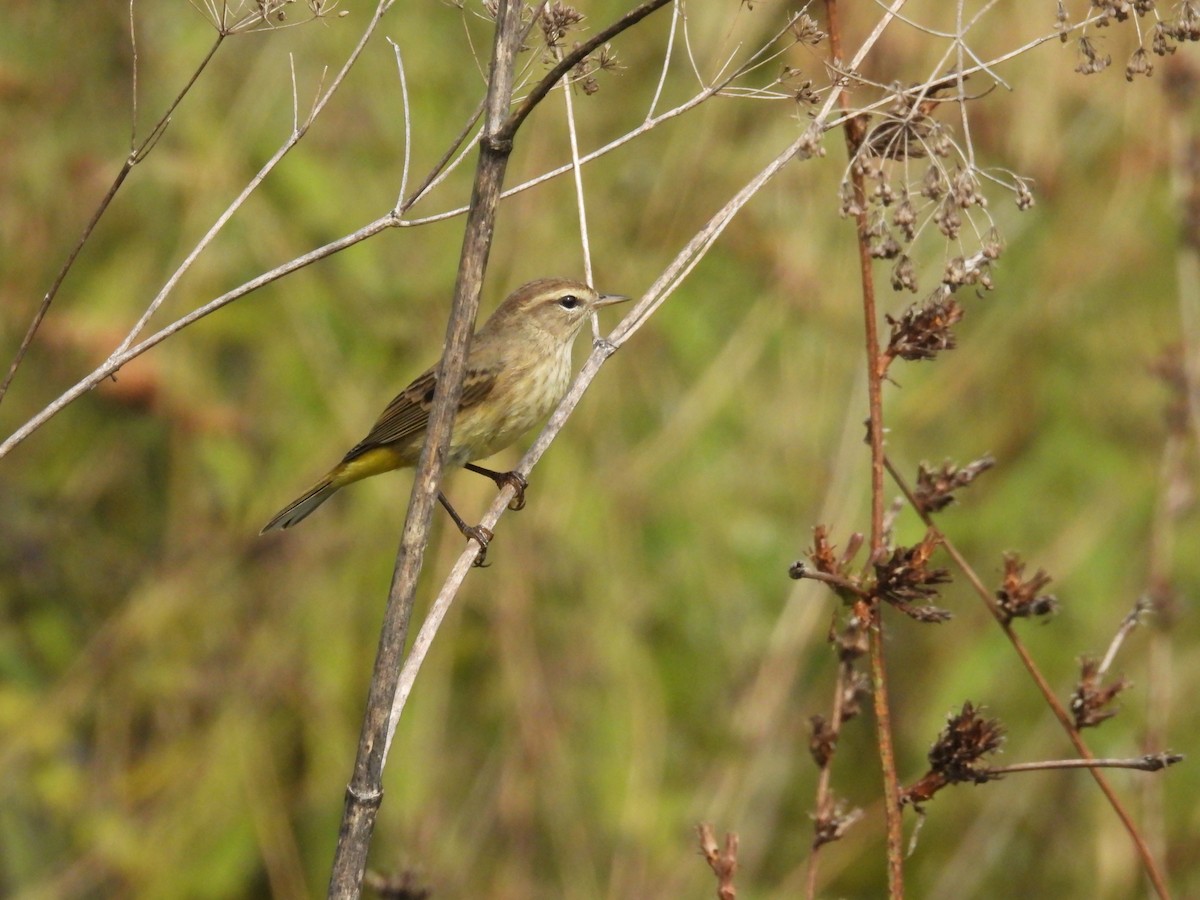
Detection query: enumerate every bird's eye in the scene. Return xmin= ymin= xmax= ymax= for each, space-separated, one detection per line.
xmin=558 ymin=294 xmax=581 ymax=310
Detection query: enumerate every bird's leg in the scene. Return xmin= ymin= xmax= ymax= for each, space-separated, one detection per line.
xmin=438 ymin=491 xmax=492 ymax=567
xmin=464 ymin=463 xmax=528 ymax=511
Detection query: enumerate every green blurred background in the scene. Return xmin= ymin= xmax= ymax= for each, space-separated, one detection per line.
xmin=1 ymin=2 xmax=1197 ymax=897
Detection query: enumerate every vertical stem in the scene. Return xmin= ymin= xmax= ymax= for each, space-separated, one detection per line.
xmin=325 ymin=3 xmax=526 ymax=897
xmin=824 ymin=1 xmax=905 ymax=895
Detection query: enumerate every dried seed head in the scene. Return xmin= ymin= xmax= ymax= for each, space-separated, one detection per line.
xmin=1071 ymin=656 xmax=1129 ymax=728
xmin=892 ymin=194 xmax=917 ymax=240
xmin=809 ymin=714 xmax=837 ymax=766
xmin=540 ymin=1 xmax=584 ymax=48
xmin=1153 ymin=22 xmax=1178 ymax=55
xmin=870 ymin=231 xmax=903 ymax=260
xmin=790 ymin=13 xmax=826 ymax=46
xmin=926 ymin=703 xmax=1005 ymax=782
xmin=885 ymin=296 xmax=964 ymax=361
xmin=913 ymin=456 xmax=996 ymax=513
xmin=839 ymin=181 xmax=864 ymax=218
xmin=1014 ymin=178 xmax=1035 ymax=210
xmin=872 ymin=532 xmax=953 ymax=620
xmin=1126 ymin=47 xmax=1154 ymax=80
xmin=812 ymin=800 xmax=863 ymax=849
xmin=996 ymin=553 xmax=1058 ymax=623
xmin=1076 ymin=36 xmax=1113 ymax=74
xmin=891 ymin=255 xmax=919 ymax=293
xmin=901 ymin=702 xmax=1006 ymax=807
xmin=921 ymin=165 xmax=947 ymax=201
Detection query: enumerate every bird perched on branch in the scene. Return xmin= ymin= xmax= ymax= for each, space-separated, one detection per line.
xmin=260 ymin=277 xmax=628 ymax=564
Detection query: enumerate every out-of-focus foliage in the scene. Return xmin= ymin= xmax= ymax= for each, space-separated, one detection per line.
xmin=1 ymin=2 xmax=1197 ymax=898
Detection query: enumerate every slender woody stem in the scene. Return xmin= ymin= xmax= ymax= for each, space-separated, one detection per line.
xmin=824 ymin=0 xmax=906 ymax=894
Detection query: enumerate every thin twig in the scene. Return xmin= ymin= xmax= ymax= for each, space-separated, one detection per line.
xmin=0 ymin=217 xmax=396 ymax=462
xmin=388 ymin=37 xmax=413 ymax=210
xmin=647 ymin=0 xmax=680 ymax=118
xmin=558 ymin=50 xmax=593 ymax=289
xmin=0 ymin=31 xmax=226 ymax=407
xmin=989 ymin=754 xmax=1183 ymax=775
xmin=698 ymin=824 xmax=739 ymax=900
xmin=501 ymin=0 xmax=673 ymax=141
xmin=1096 ymin=597 xmax=1150 ymax=678
xmin=0 ymin=0 xmax=397 ymax=457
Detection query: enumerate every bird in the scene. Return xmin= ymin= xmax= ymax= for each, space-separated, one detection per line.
xmin=260 ymin=277 xmax=628 ymax=564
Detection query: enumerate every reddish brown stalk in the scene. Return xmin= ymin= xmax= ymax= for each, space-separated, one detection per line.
xmin=823 ymin=1 xmax=905 ymax=895
xmin=884 ymin=456 xmax=1173 ymax=900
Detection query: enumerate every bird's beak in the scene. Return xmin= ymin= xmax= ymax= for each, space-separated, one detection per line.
xmin=595 ymin=293 xmax=630 ymax=308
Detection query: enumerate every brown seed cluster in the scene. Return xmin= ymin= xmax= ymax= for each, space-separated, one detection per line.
xmin=872 ymin=532 xmax=953 ymax=621
xmin=902 ymin=702 xmax=1006 ymax=807
xmin=995 ymin=553 xmax=1059 ymax=623
xmin=1071 ymin=657 xmax=1129 ymax=729
xmin=884 ymin=297 xmax=964 ymax=362
xmin=793 ymin=527 xmax=954 ymax=622
xmin=912 ymin=456 xmax=996 ymax=514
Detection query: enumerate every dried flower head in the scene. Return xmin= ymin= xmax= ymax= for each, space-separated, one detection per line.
xmin=996 ymin=554 xmax=1058 ymax=623
xmin=860 ymin=77 xmax=960 ymax=162
xmin=1015 ymin=178 xmax=1036 ymax=210
xmin=872 ymin=532 xmax=953 ymax=620
xmin=1174 ymin=1 xmax=1200 ymax=41
xmin=1072 ymin=656 xmax=1129 ymax=728
xmin=913 ymin=456 xmax=996 ymax=513
xmin=891 ymin=254 xmax=919 ymax=293
xmin=902 ymin=702 xmax=1006 ymax=806
xmin=812 ymin=800 xmax=864 ymax=849
xmin=790 ymin=13 xmax=826 ymax=46
xmin=884 ymin=296 xmax=964 ymax=362
xmin=539 ymin=1 xmax=583 ymax=49
xmin=1076 ymin=36 xmax=1113 ymax=74
xmin=1126 ymin=47 xmax=1154 ymax=80
xmin=809 ymin=714 xmax=837 ymax=766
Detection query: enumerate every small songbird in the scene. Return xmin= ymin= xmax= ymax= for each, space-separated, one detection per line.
xmin=260 ymin=277 xmax=628 ymax=563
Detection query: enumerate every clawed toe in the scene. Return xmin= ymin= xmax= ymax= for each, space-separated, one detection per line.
xmin=464 ymin=525 xmax=494 ymax=567
xmin=500 ymin=472 xmax=528 ymax=511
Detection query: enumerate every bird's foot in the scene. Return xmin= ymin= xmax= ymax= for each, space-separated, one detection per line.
xmin=465 ymin=463 xmax=528 ymax=511
xmin=496 ymin=471 xmax=528 ymax=511
xmin=463 ymin=524 xmax=494 ymax=567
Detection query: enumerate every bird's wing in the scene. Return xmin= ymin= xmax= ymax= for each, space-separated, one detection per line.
xmin=342 ymin=362 xmax=501 ymax=461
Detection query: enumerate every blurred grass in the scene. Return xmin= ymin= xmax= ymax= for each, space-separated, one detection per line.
xmin=1 ymin=1 xmax=1198 ymax=898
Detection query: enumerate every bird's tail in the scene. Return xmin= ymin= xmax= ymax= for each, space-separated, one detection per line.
xmin=260 ymin=475 xmax=340 ymax=533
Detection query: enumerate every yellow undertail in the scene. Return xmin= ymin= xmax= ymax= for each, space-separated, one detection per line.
xmin=259 ymin=447 xmax=405 ymax=533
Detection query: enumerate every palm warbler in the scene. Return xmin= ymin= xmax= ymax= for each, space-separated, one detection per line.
xmin=260 ymin=277 xmax=628 ymax=561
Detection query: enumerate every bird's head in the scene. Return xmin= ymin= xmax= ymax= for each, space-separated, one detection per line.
xmin=484 ymin=277 xmax=628 ymax=345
